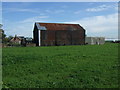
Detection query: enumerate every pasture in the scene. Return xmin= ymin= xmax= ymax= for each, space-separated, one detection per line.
xmin=2 ymin=43 xmax=119 ymax=88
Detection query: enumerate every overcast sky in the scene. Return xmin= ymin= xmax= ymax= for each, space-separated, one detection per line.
xmin=2 ymin=2 xmax=118 ymax=39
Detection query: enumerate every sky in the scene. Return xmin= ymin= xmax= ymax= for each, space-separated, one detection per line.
xmin=1 ymin=2 xmax=118 ymax=39
xmin=0 ymin=1 xmax=2 ymax=24
xmin=1 ymin=0 xmax=119 ymax=2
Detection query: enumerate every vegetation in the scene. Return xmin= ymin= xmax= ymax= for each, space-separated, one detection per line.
xmin=2 ymin=43 xmax=119 ymax=88
xmin=0 ymin=26 xmax=13 ymax=44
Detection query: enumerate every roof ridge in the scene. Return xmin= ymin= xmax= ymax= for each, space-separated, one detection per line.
xmin=35 ymin=22 xmax=79 ymax=25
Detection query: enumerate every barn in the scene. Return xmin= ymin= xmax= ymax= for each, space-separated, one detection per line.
xmin=85 ymin=37 xmax=105 ymax=45
xmin=33 ymin=22 xmax=86 ymax=46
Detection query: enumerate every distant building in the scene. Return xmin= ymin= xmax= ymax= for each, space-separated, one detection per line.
xmin=25 ymin=37 xmax=36 ymax=46
xmin=25 ymin=37 xmax=33 ymax=44
xmin=85 ymin=37 xmax=105 ymax=45
xmin=10 ymin=35 xmax=35 ymax=46
xmin=33 ymin=22 xmax=86 ymax=46
xmin=10 ymin=35 xmax=22 ymax=44
xmin=10 ymin=35 xmax=26 ymax=45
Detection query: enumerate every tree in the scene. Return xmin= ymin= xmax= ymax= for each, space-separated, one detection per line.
xmin=0 ymin=24 xmax=2 ymax=29
xmin=8 ymin=36 xmax=13 ymax=41
xmin=0 ymin=24 xmax=3 ymax=43
xmin=0 ymin=24 xmax=8 ymax=43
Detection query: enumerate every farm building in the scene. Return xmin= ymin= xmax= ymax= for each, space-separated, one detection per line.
xmin=85 ymin=37 xmax=105 ymax=45
xmin=10 ymin=35 xmax=35 ymax=46
xmin=33 ymin=22 xmax=86 ymax=46
xmin=10 ymin=35 xmax=26 ymax=45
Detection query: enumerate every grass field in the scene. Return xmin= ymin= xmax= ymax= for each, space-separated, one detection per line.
xmin=2 ymin=43 xmax=119 ymax=88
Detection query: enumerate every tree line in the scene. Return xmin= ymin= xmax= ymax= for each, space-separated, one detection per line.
xmin=0 ymin=24 xmax=13 ymax=44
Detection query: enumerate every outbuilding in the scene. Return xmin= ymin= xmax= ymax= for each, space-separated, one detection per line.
xmin=85 ymin=37 xmax=105 ymax=45
xmin=33 ymin=22 xmax=86 ymax=46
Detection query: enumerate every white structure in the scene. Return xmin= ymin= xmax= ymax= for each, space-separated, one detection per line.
xmin=85 ymin=37 xmax=105 ymax=45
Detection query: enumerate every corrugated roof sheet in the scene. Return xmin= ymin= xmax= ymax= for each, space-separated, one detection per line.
xmin=36 ymin=22 xmax=84 ymax=31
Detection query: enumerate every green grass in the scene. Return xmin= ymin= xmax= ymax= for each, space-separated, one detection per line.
xmin=2 ymin=43 xmax=119 ymax=88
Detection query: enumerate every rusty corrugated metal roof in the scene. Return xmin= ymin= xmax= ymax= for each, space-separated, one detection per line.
xmin=36 ymin=22 xmax=84 ymax=31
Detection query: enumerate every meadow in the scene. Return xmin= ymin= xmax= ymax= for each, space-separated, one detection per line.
xmin=2 ymin=43 xmax=119 ymax=88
